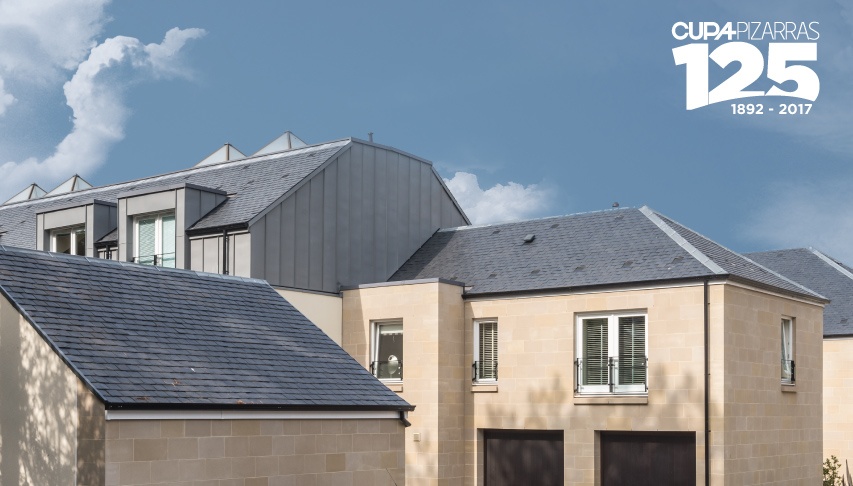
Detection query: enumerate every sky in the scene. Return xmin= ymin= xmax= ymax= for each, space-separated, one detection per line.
xmin=0 ymin=1 xmax=851 ymax=261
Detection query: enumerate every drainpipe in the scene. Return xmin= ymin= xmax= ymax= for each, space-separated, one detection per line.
xmin=222 ymin=230 xmax=229 ymax=275
xmin=704 ymin=278 xmax=710 ymax=485
xmin=399 ymin=411 xmax=411 ymax=427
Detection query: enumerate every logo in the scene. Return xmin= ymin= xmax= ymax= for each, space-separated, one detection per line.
xmin=672 ymin=22 xmax=820 ymax=114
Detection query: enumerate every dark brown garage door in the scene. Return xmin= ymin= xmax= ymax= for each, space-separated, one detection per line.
xmin=484 ymin=429 xmax=564 ymax=486
xmin=601 ymin=432 xmax=696 ymax=486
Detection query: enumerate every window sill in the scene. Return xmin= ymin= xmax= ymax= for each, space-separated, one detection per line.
xmin=781 ymin=383 xmax=797 ymax=393
xmin=573 ymin=394 xmax=648 ymax=405
xmin=471 ymin=384 xmax=498 ymax=393
xmin=382 ymin=382 xmax=403 ymax=393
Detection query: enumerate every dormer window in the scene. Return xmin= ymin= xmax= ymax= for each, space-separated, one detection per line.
xmin=51 ymin=227 xmax=86 ymax=256
xmin=134 ymin=212 xmax=175 ymax=267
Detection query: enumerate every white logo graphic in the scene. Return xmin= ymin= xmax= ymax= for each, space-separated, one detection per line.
xmin=672 ymin=22 xmax=820 ymax=114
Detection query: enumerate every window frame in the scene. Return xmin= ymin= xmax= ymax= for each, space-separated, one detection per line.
xmin=473 ymin=319 xmax=498 ymax=383
xmin=781 ymin=317 xmax=795 ymax=384
xmin=133 ymin=211 xmax=176 ymax=267
xmin=50 ymin=226 xmax=86 ymax=256
xmin=371 ymin=320 xmax=404 ymax=382
xmin=575 ymin=311 xmax=648 ymax=395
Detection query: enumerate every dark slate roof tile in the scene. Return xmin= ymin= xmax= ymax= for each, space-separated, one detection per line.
xmin=0 ymin=141 xmax=348 ymax=248
xmin=747 ymin=248 xmax=853 ymax=337
xmin=0 ymin=246 xmax=410 ymax=410
xmin=391 ymin=207 xmax=823 ymax=301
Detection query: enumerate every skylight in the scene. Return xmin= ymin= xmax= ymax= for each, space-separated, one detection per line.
xmin=46 ymin=175 xmax=92 ymax=196
xmin=253 ymin=131 xmax=307 ymax=156
xmin=195 ymin=144 xmax=248 ymax=167
xmin=2 ymin=183 xmax=47 ymax=205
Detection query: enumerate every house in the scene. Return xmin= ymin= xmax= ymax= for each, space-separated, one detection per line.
xmin=0 ymin=133 xmax=831 ymax=485
xmin=745 ymin=248 xmax=853 ymax=469
xmin=341 ymin=207 xmax=826 ymax=485
xmin=0 ymin=246 xmax=412 ymax=486
xmin=0 ymin=133 xmax=469 ymax=343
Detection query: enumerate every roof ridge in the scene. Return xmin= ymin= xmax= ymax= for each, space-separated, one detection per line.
xmin=0 ymin=245 xmax=268 ymax=285
xmin=0 ymin=139 xmax=350 ymax=211
xmin=648 ymin=210 xmax=824 ymax=299
xmin=638 ymin=206 xmax=725 ymax=275
xmin=436 ymin=207 xmax=637 ymax=233
xmin=810 ymin=247 xmax=853 ymax=282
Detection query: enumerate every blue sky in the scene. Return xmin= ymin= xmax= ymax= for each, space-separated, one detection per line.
xmin=1 ymin=1 xmax=851 ymax=260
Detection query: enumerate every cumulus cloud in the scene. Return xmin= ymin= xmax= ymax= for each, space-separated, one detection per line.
xmin=444 ymin=171 xmax=553 ymax=224
xmin=0 ymin=0 xmax=109 ymax=84
xmin=0 ymin=27 xmax=206 ymax=199
xmin=741 ymin=178 xmax=853 ymax=262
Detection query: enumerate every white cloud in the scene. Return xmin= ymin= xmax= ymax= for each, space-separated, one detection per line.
xmin=0 ymin=27 xmax=206 ymax=199
xmin=742 ymin=178 xmax=853 ymax=262
xmin=0 ymin=77 xmax=14 ymax=115
xmin=444 ymin=171 xmax=553 ymax=224
xmin=0 ymin=0 xmax=109 ymax=83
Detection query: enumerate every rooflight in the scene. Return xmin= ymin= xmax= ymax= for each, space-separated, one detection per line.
xmin=195 ymin=144 xmax=248 ymax=167
xmin=523 ymin=234 xmax=535 ymax=243
xmin=252 ymin=131 xmax=307 ymax=156
xmin=46 ymin=175 xmax=92 ymax=196
xmin=3 ymin=183 xmax=47 ymax=205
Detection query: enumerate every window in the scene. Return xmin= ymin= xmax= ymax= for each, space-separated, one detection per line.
xmin=134 ymin=212 xmax=175 ymax=267
xmin=51 ymin=227 xmax=86 ymax=256
xmin=474 ymin=320 xmax=498 ymax=382
xmin=372 ymin=321 xmax=403 ymax=381
xmin=575 ymin=312 xmax=647 ymax=394
xmin=781 ymin=317 xmax=795 ymax=384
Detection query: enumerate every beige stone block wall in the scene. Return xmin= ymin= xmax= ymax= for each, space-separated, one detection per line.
xmin=104 ymin=418 xmax=405 ymax=486
xmin=0 ymin=293 xmax=79 ymax=486
xmin=275 ymin=288 xmax=343 ymax=344
xmin=823 ymin=338 xmax=853 ymax=467
xmin=721 ymin=284 xmax=823 ymax=485
xmin=342 ymin=281 xmax=466 ymax=486
xmin=464 ymin=284 xmax=714 ymax=486
xmin=78 ymin=380 xmax=106 ymax=486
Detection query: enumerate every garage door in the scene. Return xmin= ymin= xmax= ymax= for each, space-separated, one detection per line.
xmin=601 ymin=432 xmax=696 ymax=486
xmin=484 ymin=429 xmax=563 ymax=486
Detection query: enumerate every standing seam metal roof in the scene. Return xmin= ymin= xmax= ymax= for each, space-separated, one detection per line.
xmin=0 ymin=246 xmax=412 ymax=410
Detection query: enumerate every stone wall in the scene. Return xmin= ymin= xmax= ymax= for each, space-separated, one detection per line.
xmin=104 ymin=418 xmax=406 ymax=486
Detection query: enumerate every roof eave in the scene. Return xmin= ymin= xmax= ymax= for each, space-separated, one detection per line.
xmin=186 ymin=222 xmax=250 ymax=237
xmin=461 ymin=275 xmax=726 ymax=300
xmin=104 ymin=402 xmax=415 ymax=412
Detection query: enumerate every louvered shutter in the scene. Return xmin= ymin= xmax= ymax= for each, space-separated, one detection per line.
xmin=478 ymin=322 xmax=498 ymax=380
xmin=137 ymin=217 xmax=156 ymax=264
xmin=618 ymin=316 xmax=646 ymax=385
xmin=583 ymin=318 xmax=609 ymax=385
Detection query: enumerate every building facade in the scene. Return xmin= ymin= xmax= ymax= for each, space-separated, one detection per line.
xmin=340 ymin=208 xmax=825 ymax=485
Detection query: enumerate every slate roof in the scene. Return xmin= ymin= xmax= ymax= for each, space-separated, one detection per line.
xmin=0 ymin=246 xmax=412 ymax=410
xmin=0 ymin=140 xmax=349 ymax=248
xmin=391 ymin=206 xmax=824 ymax=301
xmin=747 ymin=248 xmax=853 ymax=337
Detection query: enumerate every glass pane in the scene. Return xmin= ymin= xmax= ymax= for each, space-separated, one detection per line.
xmin=781 ymin=319 xmax=793 ymax=382
xmin=376 ymin=323 xmax=403 ymax=380
xmin=583 ymin=318 xmax=608 ymax=385
xmin=74 ymin=230 xmax=86 ymax=256
xmin=161 ymin=214 xmax=176 ymax=268
xmin=137 ymin=218 xmax=156 ymax=264
xmin=478 ymin=322 xmax=498 ymax=380
xmin=54 ymin=233 xmax=71 ymax=254
xmin=618 ymin=316 xmax=646 ymax=385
